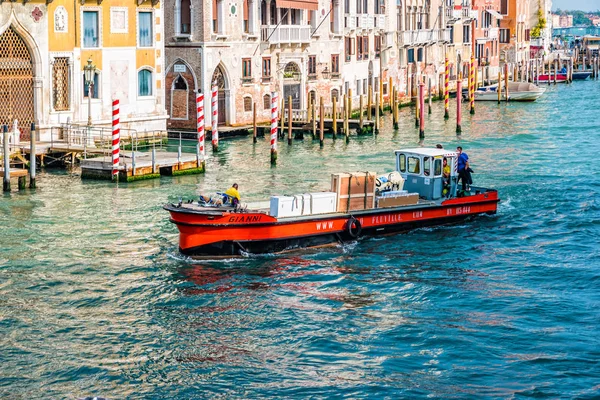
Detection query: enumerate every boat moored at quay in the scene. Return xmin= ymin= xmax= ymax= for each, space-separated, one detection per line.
xmin=165 ymin=149 xmax=500 ymax=257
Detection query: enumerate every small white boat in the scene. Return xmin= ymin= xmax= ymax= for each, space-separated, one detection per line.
xmin=463 ymin=81 xmax=546 ymax=102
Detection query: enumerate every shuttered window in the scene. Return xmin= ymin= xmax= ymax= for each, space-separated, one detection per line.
xmin=53 ymin=58 xmax=70 ymax=111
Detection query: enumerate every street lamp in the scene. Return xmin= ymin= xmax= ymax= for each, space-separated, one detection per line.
xmin=83 ymin=58 xmax=96 ymax=127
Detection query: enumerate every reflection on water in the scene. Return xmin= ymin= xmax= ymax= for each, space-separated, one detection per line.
xmin=1 ymin=81 xmax=600 ymax=398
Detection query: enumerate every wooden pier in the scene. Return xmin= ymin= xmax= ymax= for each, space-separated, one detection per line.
xmin=0 ymin=168 xmax=29 ymax=191
xmin=81 ymin=151 xmax=204 ymax=181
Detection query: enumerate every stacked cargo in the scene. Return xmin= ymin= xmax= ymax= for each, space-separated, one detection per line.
xmin=376 ymin=190 xmax=419 ymax=208
xmin=269 ymin=192 xmax=337 ymax=218
xmin=331 ymin=172 xmax=377 ymax=213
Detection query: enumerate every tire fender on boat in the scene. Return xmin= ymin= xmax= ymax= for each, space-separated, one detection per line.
xmin=345 ymin=217 xmax=362 ymax=238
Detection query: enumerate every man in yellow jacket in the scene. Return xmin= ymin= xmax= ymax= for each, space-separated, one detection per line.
xmin=225 ymin=183 xmax=241 ymax=206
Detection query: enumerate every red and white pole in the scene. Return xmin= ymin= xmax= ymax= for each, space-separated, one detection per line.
xmin=211 ymin=83 xmax=218 ymax=151
xmin=270 ymin=91 xmax=278 ymax=165
xmin=419 ymin=78 xmax=425 ymax=139
xmin=112 ymin=99 xmax=120 ymax=180
xmin=196 ymin=92 xmax=205 ymax=169
xmin=456 ymin=73 xmax=462 ymax=134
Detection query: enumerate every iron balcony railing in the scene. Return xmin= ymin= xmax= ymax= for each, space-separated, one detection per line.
xmin=397 ymin=28 xmax=451 ymax=47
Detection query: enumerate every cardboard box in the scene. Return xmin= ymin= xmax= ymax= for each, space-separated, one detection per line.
xmin=376 ymin=193 xmax=419 ymax=208
xmin=331 ymin=172 xmax=376 ymax=213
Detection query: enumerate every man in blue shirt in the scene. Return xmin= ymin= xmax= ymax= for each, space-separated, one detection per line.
xmin=457 ymin=146 xmax=471 ymax=191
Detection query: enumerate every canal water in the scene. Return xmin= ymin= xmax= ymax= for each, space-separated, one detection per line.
xmin=1 ymin=81 xmax=599 ymax=398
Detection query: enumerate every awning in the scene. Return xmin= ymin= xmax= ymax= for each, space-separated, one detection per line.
xmin=487 ymin=9 xmax=503 ymax=19
xmin=276 ymin=0 xmax=318 ymax=11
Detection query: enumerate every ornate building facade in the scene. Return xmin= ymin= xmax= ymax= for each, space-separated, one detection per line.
xmin=0 ymin=0 xmax=167 ymax=141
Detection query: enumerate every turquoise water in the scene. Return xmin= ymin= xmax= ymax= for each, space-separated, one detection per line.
xmin=1 ymin=81 xmax=599 ymax=398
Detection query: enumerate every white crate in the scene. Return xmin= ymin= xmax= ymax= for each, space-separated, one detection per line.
xmin=269 ymin=195 xmax=303 ymax=218
xmin=270 ymin=192 xmax=337 ymax=218
xmin=301 ymin=192 xmax=337 ymax=215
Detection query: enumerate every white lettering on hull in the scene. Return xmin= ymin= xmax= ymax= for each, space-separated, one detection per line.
xmin=316 ymin=221 xmax=335 ymax=231
xmin=371 ymin=213 xmax=403 ymax=225
xmin=447 ymin=206 xmax=472 ymax=216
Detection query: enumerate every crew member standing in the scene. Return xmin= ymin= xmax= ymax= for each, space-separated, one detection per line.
xmin=456 ymin=147 xmax=470 ymax=192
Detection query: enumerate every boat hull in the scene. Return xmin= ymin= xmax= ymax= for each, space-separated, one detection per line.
xmin=538 ymin=74 xmax=567 ymax=83
xmin=572 ymin=71 xmax=592 ymax=80
xmin=166 ymin=189 xmax=499 ymax=257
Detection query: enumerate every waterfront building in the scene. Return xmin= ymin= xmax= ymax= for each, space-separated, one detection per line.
xmin=441 ymin=0 xmax=476 ymax=80
xmin=395 ymin=0 xmax=450 ymax=99
xmin=498 ymin=0 xmax=532 ymax=63
xmin=551 ymin=13 xmax=572 ymax=29
xmin=0 ymin=0 xmax=167 ymax=142
xmin=164 ymin=0 xmax=400 ymax=129
xmin=472 ymin=0 xmax=503 ymax=78
xmin=528 ymin=0 xmax=551 ymax=58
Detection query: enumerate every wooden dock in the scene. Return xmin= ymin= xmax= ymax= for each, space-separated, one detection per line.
xmin=80 ymin=151 xmax=204 ymax=181
xmin=1 ymin=167 xmax=29 ymax=191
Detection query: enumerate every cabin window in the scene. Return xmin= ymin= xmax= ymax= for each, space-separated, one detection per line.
xmin=423 ymin=157 xmax=431 ymax=176
xmin=434 ymin=158 xmax=442 ymax=177
xmin=407 ymin=156 xmax=420 ymax=174
xmin=399 ymin=154 xmax=406 ymax=172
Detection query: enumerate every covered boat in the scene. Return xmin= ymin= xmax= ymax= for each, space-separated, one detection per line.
xmin=165 ymin=149 xmax=500 ymax=257
xmin=462 ymin=81 xmax=545 ymax=102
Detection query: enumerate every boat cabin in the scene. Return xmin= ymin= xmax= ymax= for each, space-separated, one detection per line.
xmin=395 ymin=148 xmax=458 ymax=201
xmin=582 ymin=36 xmax=600 ymax=58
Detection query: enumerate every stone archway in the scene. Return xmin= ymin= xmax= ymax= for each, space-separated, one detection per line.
xmin=0 ymin=26 xmax=34 ymax=139
xmin=283 ymin=62 xmax=301 ymax=109
xmin=165 ymin=59 xmax=198 ymax=129
xmin=211 ymin=65 xmax=228 ymax=125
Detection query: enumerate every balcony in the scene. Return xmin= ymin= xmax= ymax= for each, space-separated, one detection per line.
xmin=345 ymin=14 xmax=357 ymax=31
xmin=446 ymin=6 xmax=462 ymax=24
xmin=375 ymin=15 xmax=386 ymax=29
xmin=261 ymin=25 xmax=311 ymax=45
xmin=397 ymin=29 xmax=451 ymax=47
xmin=485 ymin=27 xmax=498 ymax=39
xmin=462 ymin=8 xmax=477 ymax=22
xmin=357 ymin=14 xmax=374 ymax=30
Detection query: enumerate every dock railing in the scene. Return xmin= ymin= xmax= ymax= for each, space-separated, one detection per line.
xmin=49 ymin=123 xmax=169 ymax=162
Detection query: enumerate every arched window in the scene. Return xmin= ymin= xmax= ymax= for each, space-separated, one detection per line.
xmin=174 ymin=75 xmax=187 ymax=90
xmin=138 ymin=69 xmax=152 ymax=96
xmin=261 ymin=0 xmax=267 ymax=25
xmin=270 ymin=1 xmax=277 ymax=25
xmin=171 ymin=74 xmax=189 ymax=119
xmin=244 ymin=97 xmax=252 ymax=112
xmin=331 ymin=89 xmax=339 ymax=102
xmin=180 ymin=0 xmax=191 ymax=34
xmin=263 ymin=93 xmax=271 ymax=110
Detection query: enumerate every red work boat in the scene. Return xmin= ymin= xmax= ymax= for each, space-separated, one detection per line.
xmin=165 ymin=148 xmax=500 ymax=257
xmin=537 ymin=73 xmax=567 ymax=83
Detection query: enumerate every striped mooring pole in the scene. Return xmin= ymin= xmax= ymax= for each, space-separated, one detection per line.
xmin=111 ymin=99 xmax=120 ymax=181
xmin=469 ymin=55 xmax=475 ymax=115
xmin=211 ymin=83 xmax=218 ymax=152
xmin=270 ymin=91 xmax=278 ymax=165
xmin=196 ymin=91 xmax=205 ymax=170
xmin=456 ymin=73 xmax=462 ymax=134
xmin=444 ymin=57 xmax=449 ymax=119
xmin=419 ymin=78 xmax=425 ymax=139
